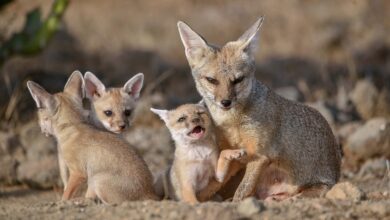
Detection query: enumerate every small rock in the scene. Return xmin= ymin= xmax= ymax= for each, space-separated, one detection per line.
xmin=349 ymin=79 xmax=390 ymax=120
xmin=12 ymin=120 xmax=61 ymax=188
xmin=275 ymin=86 xmax=302 ymax=102
xmin=349 ymin=79 xmax=378 ymax=120
xmin=358 ymin=158 xmax=388 ymax=178
xmin=307 ymin=101 xmax=335 ymax=126
xmin=17 ymin=156 xmax=60 ymax=188
xmin=368 ymin=203 xmax=388 ymax=216
xmin=19 ymin=121 xmax=57 ymax=160
xmin=0 ymin=131 xmax=19 ymax=154
xmin=0 ymin=131 xmax=24 ymax=185
xmin=357 ymin=202 xmax=390 ymax=217
xmin=336 ymin=121 xmax=362 ymax=145
xmin=375 ymin=88 xmax=390 ymax=119
xmin=326 ymin=182 xmax=365 ymax=202
xmin=344 ymin=117 xmax=390 ymax=167
xmin=0 ymin=155 xmax=18 ymax=184
xmin=237 ymin=197 xmax=265 ymax=217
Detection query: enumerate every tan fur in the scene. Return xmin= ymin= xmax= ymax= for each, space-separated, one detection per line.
xmin=55 ymin=72 xmax=144 ymax=189
xmin=90 ymin=89 xmax=133 ymax=132
xmin=84 ymin=72 xmax=144 ymax=134
xmin=27 ymin=71 xmax=157 ymax=204
xmin=178 ymin=18 xmax=341 ymax=201
xmin=151 ymin=104 xmax=246 ymax=203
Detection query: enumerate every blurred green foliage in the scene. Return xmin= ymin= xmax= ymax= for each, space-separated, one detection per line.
xmin=0 ymin=0 xmax=69 ymax=66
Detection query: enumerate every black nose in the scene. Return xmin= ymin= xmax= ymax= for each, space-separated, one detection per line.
xmin=119 ymin=124 xmax=126 ymax=130
xmin=192 ymin=118 xmax=200 ymax=123
xmin=221 ymin=100 xmax=232 ymax=108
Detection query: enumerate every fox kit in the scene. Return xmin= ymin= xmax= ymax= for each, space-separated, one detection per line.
xmin=177 ymin=18 xmax=341 ymax=201
xmin=27 ymin=71 xmax=157 ymax=204
xmin=84 ymin=71 xmax=144 ymax=134
xmin=55 ymin=72 xmax=144 ymax=189
xmin=151 ymin=104 xmax=246 ymax=204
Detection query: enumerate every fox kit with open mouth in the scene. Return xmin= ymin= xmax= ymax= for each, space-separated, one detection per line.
xmin=177 ymin=18 xmax=341 ymax=201
xmin=84 ymin=71 xmax=144 ymax=134
xmin=151 ymin=104 xmax=246 ymax=204
xmin=27 ymin=71 xmax=157 ymax=204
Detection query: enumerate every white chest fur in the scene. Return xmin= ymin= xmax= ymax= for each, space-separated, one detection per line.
xmin=176 ymin=144 xmax=218 ymax=191
xmin=188 ymin=159 xmax=216 ymax=191
xmin=178 ymin=145 xmax=217 ymax=161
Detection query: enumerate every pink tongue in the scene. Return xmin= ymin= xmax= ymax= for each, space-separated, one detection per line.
xmin=191 ymin=127 xmax=203 ymax=138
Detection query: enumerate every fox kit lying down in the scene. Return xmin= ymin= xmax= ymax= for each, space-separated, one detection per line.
xmin=27 ymin=71 xmax=157 ymax=204
xmin=151 ymin=104 xmax=246 ymax=204
xmin=177 ymin=18 xmax=341 ymax=201
xmin=84 ymin=71 xmax=144 ymax=134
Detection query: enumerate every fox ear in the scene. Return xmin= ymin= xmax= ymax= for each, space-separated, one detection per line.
xmin=177 ymin=21 xmax=211 ymax=66
xmin=123 ymin=73 xmax=144 ymax=99
xmin=150 ymin=108 xmax=169 ymax=122
xmin=198 ymin=99 xmax=206 ymax=107
xmin=64 ymin=70 xmax=84 ymax=102
xmin=27 ymin=81 xmax=57 ymax=111
xmin=237 ymin=17 xmax=264 ymax=57
xmin=84 ymin=71 xmax=106 ymax=100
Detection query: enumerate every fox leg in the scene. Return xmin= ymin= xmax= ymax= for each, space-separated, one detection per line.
xmin=181 ymin=184 xmax=198 ymax=204
xmin=198 ymin=161 xmax=243 ymax=202
xmin=57 ymin=150 xmax=68 ymax=189
xmin=216 ymin=149 xmax=247 ymax=182
xmin=233 ymin=155 xmax=270 ymax=201
xmin=85 ymin=186 xmax=97 ymax=199
xmin=62 ymin=172 xmax=85 ymax=200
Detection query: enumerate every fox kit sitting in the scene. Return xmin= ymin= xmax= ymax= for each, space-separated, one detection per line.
xmin=151 ymin=104 xmax=246 ymax=204
xmin=177 ymin=18 xmax=341 ymax=201
xmin=84 ymin=71 xmax=144 ymax=134
xmin=27 ymin=71 xmax=157 ymax=204
xmin=56 ymin=72 xmax=144 ymax=190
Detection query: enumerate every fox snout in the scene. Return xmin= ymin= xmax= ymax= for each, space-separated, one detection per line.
xmin=113 ymin=121 xmax=127 ymax=132
xmin=191 ymin=117 xmax=201 ymax=124
xmin=116 ymin=122 xmax=127 ymax=131
xmin=208 ymin=80 xmax=238 ymax=110
xmin=220 ymin=99 xmax=232 ymax=108
xmin=215 ymin=89 xmax=236 ymax=109
xmin=104 ymin=119 xmax=128 ymax=133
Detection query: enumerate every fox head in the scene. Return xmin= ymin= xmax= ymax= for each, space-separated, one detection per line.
xmin=27 ymin=71 xmax=85 ymax=137
xmin=177 ymin=18 xmax=264 ymax=111
xmin=84 ymin=72 xmax=144 ymax=134
xmin=151 ymin=104 xmax=213 ymax=144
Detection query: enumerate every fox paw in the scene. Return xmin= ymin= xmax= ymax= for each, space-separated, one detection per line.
xmin=215 ymin=171 xmax=225 ymax=183
xmin=224 ymin=149 xmax=247 ymax=161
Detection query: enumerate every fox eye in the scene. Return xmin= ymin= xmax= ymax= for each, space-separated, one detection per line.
xmin=177 ymin=116 xmax=186 ymax=123
xmin=205 ymin=77 xmax=219 ymax=85
xmin=124 ymin=109 xmax=132 ymax=117
xmin=104 ymin=110 xmax=113 ymax=117
xmin=232 ymin=76 xmax=245 ymax=85
xmin=198 ymin=111 xmax=205 ymax=115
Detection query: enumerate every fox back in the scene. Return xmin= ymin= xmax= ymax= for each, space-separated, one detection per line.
xmin=177 ymin=18 xmax=341 ymax=197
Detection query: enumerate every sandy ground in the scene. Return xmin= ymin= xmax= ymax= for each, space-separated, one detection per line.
xmin=1 ymin=174 xmax=389 ymax=220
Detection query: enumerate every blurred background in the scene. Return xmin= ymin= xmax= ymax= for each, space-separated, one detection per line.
xmin=0 ymin=0 xmax=389 ymax=194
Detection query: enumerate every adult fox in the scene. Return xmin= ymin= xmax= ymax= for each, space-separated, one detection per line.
xmin=177 ymin=17 xmax=341 ymax=201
